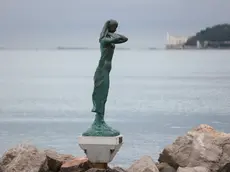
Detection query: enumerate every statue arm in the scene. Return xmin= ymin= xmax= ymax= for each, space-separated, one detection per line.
xmin=101 ymin=33 xmax=128 ymax=44
xmin=99 ymin=20 xmax=110 ymax=41
xmin=113 ymin=33 xmax=128 ymax=41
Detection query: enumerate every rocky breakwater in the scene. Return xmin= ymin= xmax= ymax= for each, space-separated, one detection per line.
xmin=1 ymin=124 xmax=230 ymax=172
xmin=158 ymin=124 xmax=230 ymax=172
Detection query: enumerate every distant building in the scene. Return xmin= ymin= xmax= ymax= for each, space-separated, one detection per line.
xmin=196 ymin=40 xmax=202 ymax=48
xmin=165 ymin=32 xmax=189 ymax=49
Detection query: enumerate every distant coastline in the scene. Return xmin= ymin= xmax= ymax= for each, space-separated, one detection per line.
xmin=1 ymin=47 xmax=230 ymax=51
xmin=2 ymin=22 xmax=230 ymax=53
xmin=0 ymin=47 xmax=161 ymax=51
xmin=165 ymin=23 xmax=230 ymax=50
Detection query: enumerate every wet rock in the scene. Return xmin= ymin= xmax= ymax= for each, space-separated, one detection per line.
xmin=45 ymin=149 xmax=74 ymax=172
xmin=0 ymin=144 xmax=48 ymax=172
xmin=127 ymin=155 xmax=159 ymax=172
xmin=158 ymin=124 xmax=230 ymax=171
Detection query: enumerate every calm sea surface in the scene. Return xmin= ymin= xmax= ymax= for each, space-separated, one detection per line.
xmin=0 ymin=49 xmax=230 ymax=167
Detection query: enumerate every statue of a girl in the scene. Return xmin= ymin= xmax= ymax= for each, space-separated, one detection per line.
xmin=83 ymin=19 xmax=128 ymax=136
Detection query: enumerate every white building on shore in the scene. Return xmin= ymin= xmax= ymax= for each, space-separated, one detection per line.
xmin=165 ymin=32 xmax=189 ymax=49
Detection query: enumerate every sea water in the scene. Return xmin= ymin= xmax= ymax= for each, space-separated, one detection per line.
xmin=0 ymin=49 xmax=230 ymax=167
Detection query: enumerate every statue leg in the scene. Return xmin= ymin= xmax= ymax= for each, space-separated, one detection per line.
xmin=83 ymin=70 xmax=120 ymax=136
xmin=92 ymin=90 xmax=107 ymax=124
xmin=94 ymin=113 xmax=104 ymax=124
xmin=91 ymin=89 xmax=106 ymax=123
xmin=91 ymin=69 xmax=109 ymax=122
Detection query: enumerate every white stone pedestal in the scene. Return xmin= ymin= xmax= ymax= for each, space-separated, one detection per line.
xmin=78 ymin=135 xmax=123 ymax=164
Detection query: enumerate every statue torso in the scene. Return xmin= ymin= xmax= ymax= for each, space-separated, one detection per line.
xmin=97 ymin=37 xmax=115 ymax=71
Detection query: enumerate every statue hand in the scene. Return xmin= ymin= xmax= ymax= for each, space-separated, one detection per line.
xmin=107 ymin=32 xmax=118 ymax=38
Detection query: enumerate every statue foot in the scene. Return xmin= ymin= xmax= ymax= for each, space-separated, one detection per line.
xmin=82 ymin=119 xmax=120 ymax=137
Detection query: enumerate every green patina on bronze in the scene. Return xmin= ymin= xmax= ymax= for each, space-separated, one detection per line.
xmin=82 ymin=19 xmax=128 ymax=137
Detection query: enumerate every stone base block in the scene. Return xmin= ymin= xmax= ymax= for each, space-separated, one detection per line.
xmin=78 ymin=135 xmax=123 ymax=164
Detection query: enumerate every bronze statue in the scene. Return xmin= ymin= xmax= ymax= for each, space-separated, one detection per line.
xmin=83 ymin=19 xmax=128 ymax=136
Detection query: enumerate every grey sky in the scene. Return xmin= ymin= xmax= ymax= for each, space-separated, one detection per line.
xmin=0 ymin=0 xmax=230 ymax=48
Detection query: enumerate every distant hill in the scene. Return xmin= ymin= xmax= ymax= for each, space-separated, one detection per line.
xmin=185 ymin=24 xmax=230 ymax=46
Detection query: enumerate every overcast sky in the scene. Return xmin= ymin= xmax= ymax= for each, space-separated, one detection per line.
xmin=0 ymin=0 xmax=230 ymax=48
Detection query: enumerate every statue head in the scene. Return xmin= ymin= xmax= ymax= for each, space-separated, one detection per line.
xmin=108 ymin=19 xmax=118 ymax=33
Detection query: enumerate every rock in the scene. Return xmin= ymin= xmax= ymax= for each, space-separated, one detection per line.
xmin=218 ymin=163 xmax=230 ymax=172
xmin=60 ymin=157 xmax=92 ymax=172
xmin=161 ymin=166 xmax=176 ymax=172
xmin=112 ymin=167 xmax=127 ymax=172
xmin=177 ymin=166 xmax=210 ymax=172
xmin=0 ymin=143 xmax=48 ymax=172
xmin=156 ymin=163 xmax=176 ymax=172
xmin=158 ymin=124 xmax=230 ymax=171
xmin=45 ymin=149 xmax=74 ymax=172
xmin=86 ymin=168 xmax=105 ymax=172
xmin=127 ymin=155 xmax=159 ymax=172
xmin=156 ymin=163 xmax=172 ymax=170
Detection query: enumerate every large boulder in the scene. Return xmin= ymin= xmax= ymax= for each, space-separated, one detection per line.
xmin=158 ymin=124 xmax=230 ymax=171
xmin=45 ymin=149 xmax=75 ymax=172
xmin=127 ymin=155 xmax=159 ymax=172
xmin=60 ymin=157 xmax=92 ymax=172
xmin=0 ymin=144 xmax=48 ymax=172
